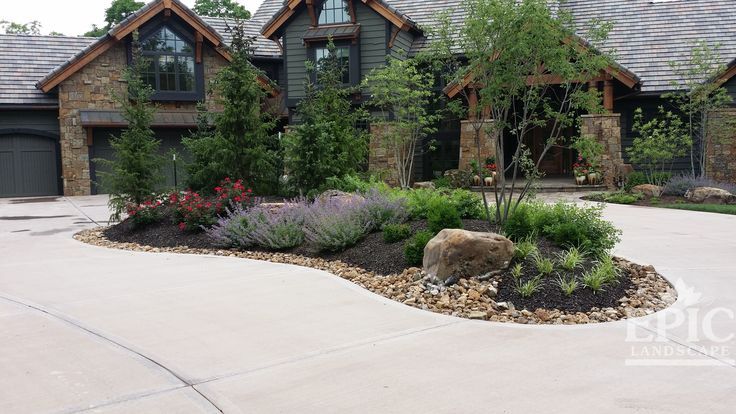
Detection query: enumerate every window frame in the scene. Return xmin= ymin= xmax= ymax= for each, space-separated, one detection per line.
xmin=130 ymin=22 xmax=205 ymax=102
xmin=309 ymin=41 xmax=360 ymax=86
xmin=317 ymin=0 xmax=351 ymax=25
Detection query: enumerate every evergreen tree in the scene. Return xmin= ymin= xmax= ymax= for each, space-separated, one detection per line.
xmin=96 ymin=32 xmax=162 ymax=222
xmin=283 ymin=39 xmax=368 ymax=193
xmin=184 ymin=21 xmax=278 ymax=193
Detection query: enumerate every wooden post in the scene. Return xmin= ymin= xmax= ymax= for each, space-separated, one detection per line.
xmin=195 ymin=32 xmax=203 ymax=64
xmin=603 ymin=79 xmax=614 ymax=112
xmin=468 ymin=88 xmax=478 ymax=121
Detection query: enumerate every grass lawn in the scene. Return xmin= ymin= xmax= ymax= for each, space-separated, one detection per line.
xmin=661 ymin=203 xmax=736 ymax=215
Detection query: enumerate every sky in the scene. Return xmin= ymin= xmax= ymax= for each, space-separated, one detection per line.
xmin=1 ymin=0 xmax=266 ymax=36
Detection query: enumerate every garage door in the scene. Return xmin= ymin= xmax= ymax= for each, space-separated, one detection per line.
xmin=91 ymin=128 xmax=189 ymax=194
xmin=0 ymin=132 xmax=60 ymax=198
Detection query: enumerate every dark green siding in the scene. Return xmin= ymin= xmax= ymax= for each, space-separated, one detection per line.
xmin=283 ymin=1 xmax=392 ymax=102
xmin=0 ymin=110 xmax=60 ymax=135
xmin=284 ymin=6 xmax=313 ymax=101
xmin=355 ymin=1 xmax=389 ymax=75
xmin=389 ymin=29 xmax=414 ymax=60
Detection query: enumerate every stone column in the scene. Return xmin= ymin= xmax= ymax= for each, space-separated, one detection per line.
xmin=368 ymin=123 xmax=399 ymax=186
xmin=459 ymin=119 xmax=496 ymax=172
xmin=705 ymin=108 xmax=736 ymax=181
xmin=580 ymin=114 xmax=627 ymax=189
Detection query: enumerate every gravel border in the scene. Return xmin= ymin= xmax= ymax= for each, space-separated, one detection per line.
xmin=75 ymin=227 xmax=677 ymax=325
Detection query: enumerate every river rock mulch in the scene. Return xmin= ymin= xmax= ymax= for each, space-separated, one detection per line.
xmin=76 ymin=226 xmax=677 ymax=325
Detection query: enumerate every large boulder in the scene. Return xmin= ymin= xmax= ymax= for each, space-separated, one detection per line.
xmin=685 ymin=187 xmax=735 ymax=204
xmin=631 ymin=184 xmax=662 ymax=198
xmin=423 ymin=229 xmax=514 ymax=284
xmin=317 ymin=190 xmax=365 ymax=206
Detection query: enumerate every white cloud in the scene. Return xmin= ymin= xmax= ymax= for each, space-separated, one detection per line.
xmin=1 ymin=0 xmax=265 ymax=36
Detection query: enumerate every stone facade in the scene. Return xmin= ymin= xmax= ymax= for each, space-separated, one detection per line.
xmin=459 ymin=119 xmax=496 ymax=172
xmin=580 ymin=114 xmax=628 ymax=189
xmin=57 ymin=42 xmax=228 ymax=196
xmin=705 ymin=109 xmax=736 ymax=183
xmin=368 ymin=123 xmax=399 ymax=186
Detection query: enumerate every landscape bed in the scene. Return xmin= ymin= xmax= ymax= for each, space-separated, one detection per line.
xmin=79 ymin=192 xmax=677 ymax=325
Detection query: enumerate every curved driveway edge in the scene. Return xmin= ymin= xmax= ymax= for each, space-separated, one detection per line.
xmin=1 ymin=195 xmax=735 ymax=413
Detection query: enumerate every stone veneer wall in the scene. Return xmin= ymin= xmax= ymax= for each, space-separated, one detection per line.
xmin=57 ymin=42 xmax=228 ymax=196
xmin=368 ymin=123 xmax=399 ymax=186
xmin=705 ymin=109 xmax=736 ymax=183
xmin=580 ymin=114 xmax=627 ymax=189
xmin=459 ymin=119 xmax=496 ymax=172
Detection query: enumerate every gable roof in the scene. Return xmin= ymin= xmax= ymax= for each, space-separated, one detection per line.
xmin=0 ymin=34 xmax=96 ymax=107
xmin=36 ymin=0 xmax=232 ymax=93
xmin=261 ymin=0 xmax=419 ymax=40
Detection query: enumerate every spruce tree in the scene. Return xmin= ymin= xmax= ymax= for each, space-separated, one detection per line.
xmin=96 ymin=32 xmax=162 ymax=222
xmin=283 ymin=39 xmax=368 ymax=193
xmin=184 ymin=21 xmax=278 ymax=193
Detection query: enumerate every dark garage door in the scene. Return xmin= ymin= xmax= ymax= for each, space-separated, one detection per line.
xmin=0 ymin=131 xmax=60 ymax=198
xmin=91 ymin=128 xmax=189 ymax=194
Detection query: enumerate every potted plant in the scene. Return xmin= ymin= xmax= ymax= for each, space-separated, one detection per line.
xmin=572 ymin=157 xmax=590 ymax=185
xmin=587 ymin=168 xmax=600 ymax=185
xmin=483 ymin=157 xmax=497 ymax=186
xmin=469 ymin=160 xmax=482 ymax=186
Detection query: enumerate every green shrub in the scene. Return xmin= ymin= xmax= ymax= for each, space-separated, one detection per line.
xmin=505 ymin=203 xmax=621 ymax=255
xmin=624 ymin=171 xmax=672 ymax=192
xmin=403 ymin=188 xmax=484 ymax=220
xmin=448 ymin=189 xmax=485 ymax=219
xmin=432 ymin=176 xmax=452 ymax=189
xmin=324 ymin=174 xmax=390 ymax=194
xmin=604 ymin=192 xmax=643 ymax=205
xmin=427 ymin=198 xmax=463 ymax=233
xmin=383 ymin=223 xmax=412 ymax=243
xmin=404 ymin=230 xmax=435 ymax=266
xmin=503 ymin=203 xmax=543 ymax=241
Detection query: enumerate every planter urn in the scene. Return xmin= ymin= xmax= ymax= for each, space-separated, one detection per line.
xmin=575 ymin=175 xmax=587 ymax=185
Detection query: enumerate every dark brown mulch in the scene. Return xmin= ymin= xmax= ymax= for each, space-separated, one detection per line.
xmin=495 ymin=241 xmax=634 ymax=312
xmin=321 ymin=219 xmax=497 ymax=276
xmin=104 ymin=219 xmax=214 ymax=249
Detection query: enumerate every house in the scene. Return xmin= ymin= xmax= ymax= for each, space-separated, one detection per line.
xmin=1 ymin=0 xmax=735 ymax=197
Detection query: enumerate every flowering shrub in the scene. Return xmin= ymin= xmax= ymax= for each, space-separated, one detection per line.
xmin=359 ymin=189 xmax=408 ymax=231
xmin=214 ymin=178 xmax=254 ymax=210
xmin=126 ymin=198 xmax=165 ymax=228
xmin=304 ymin=198 xmax=373 ymax=252
xmin=172 ymin=178 xmax=253 ymax=232
xmin=572 ymin=156 xmax=592 ymax=176
xmin=205 ymin=204 xmax=254 ymax=247
xmin=246 ymin=203 xmax=307 ymax=250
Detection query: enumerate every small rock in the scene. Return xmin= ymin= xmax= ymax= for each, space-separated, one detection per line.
xmin=468 ymin=311 xmax=486 ymax=320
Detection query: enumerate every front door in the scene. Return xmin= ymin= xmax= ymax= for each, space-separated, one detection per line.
xmin=529 ymin=125 xmax=564 ymax=175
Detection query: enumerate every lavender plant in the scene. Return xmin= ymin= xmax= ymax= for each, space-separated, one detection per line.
xmin=205 ymin=204 xmax=254 ymax=248
xmin=359 ymin=189 xmax=408 ymax=230
xmin=246 ymin=203 xmax=307 ymax=250
xmin=663 ymin=174 xmax=736 ymax=197
xmin=304 ymin=197 xmax=373 ymax=252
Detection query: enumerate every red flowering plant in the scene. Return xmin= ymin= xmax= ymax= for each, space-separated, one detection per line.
xmin=572 ymin=156 xmax=592 ymax=177
xmin=125 ymin=196 xmax=165 ymax=228
xmin=172 ymin=178 xmax=254 ymax=232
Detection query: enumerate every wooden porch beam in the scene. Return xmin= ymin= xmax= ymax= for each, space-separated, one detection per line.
xmin=603 ymin=79 xmax=614 ymax=111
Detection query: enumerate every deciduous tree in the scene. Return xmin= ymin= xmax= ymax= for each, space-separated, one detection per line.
xmin=193 ymin=0 xmax=251 ymax=19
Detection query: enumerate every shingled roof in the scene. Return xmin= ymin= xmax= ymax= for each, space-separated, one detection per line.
xmin=0 ymin=35 xmax=96 ymax=106
xmin=565 ymin=0 xmax=736 ymax=93
xmin=203 ymin=0 xmax=284 ymax=58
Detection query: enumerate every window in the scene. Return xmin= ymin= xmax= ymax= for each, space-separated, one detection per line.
xmin=318 ymin=0 xmax=350 ymax=25
xmin=315 ymin=46 xmax=351 ymax=84
xmin=141 ymin=27 xmax=196 ymax=94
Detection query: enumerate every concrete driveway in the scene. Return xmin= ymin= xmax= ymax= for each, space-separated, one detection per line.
xmin=1 ymin=195 xmax=735 ymax=413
